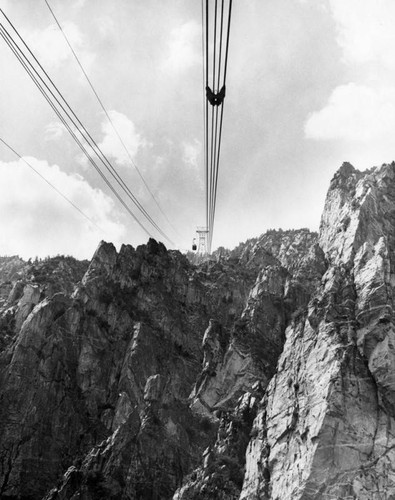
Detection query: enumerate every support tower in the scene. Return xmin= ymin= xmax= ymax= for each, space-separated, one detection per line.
xmin=196 ymin=227 xmax=209 ymax=255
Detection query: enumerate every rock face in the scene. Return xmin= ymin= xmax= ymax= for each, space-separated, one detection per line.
xmin=0 ymin=256 xmax=26 ymax=307
xmin=241 ymin=162 xmax=395 ymax=499
xmin=2 ymin=162 xmax=395 ymax=499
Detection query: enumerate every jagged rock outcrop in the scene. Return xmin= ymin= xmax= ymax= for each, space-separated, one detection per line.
xmin=177 ymin=230 xmax=325 ymax=499
xmin=3 ymin=161 xmax=395 ymax=499
xmin=0 ymin=255 xmax=88 ymax=354
xmin=174 ymin=390 xmax=262 ymax=500
xmin=0 ymin=228 xmax=319 ymax=499
xmin=241 ymin=162 xmax=395 ymax=499
xmin=0 ymin=256 xmax=26 ymax=306
xmin=0 ymin=242 xmax=208 ymax=499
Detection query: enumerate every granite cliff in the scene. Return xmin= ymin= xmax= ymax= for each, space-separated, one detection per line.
xmin=1 ymin=162 xmax=395 ymax=499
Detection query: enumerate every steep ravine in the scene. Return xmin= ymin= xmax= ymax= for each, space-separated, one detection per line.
xmin=1 ymin=162 xmax=395 ymax=499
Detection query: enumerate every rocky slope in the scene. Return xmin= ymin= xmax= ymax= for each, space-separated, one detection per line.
xmin=1 ymin=162 xmax=395 ymax=498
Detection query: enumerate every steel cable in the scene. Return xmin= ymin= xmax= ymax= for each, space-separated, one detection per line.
xmin=0 ymin=24 xmax=154 ymax=238
xmin=0 ymin=11 xmax=174 ymax=245
xmin=202 ymin=0 xmax=232 ymax=253
xmin=0 ymin=137 xmax=103 ymax=233
xmin=43 ymin=0 xmax=179 ymax=239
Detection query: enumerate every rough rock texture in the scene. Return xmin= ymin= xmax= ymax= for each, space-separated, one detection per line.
xmin=3 ymin=162 xmax=395 ymax=499
xmin=241 ymin=162 xmax=395 ymax=499
xmin=0 ymin=242 xmax=206 ymax=499
xmin=0 ymin=256 xmax=88 ymax=354
xmin=0 ymin=256 xmax=26 ymax=306
xmin=177 ymin=229 xmax=325 ymax=499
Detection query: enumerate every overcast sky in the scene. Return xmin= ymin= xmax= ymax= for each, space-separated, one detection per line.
xmin=1 ymin=0 xmax=394 ymax=259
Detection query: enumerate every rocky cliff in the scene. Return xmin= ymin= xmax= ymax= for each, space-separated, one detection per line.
xmin=241 ymin=162 xmax=395 ymax=499
xmin=1 ymin=162 xmax=395 ymax=499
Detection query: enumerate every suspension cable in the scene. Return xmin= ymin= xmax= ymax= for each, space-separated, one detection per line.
xmin=0 ymin=137 xmax=103 ymax=232
xmin=202 ymin=0 xmax=232 ymax=253
xmin=209 ymin=0 xmax=218 ymax=245
xmin=43 ymin=0 xmax=179 ymax=238
xmin=0 ymin=10 xmax=175 ymax=246
xmin=0 ymin=16 xmax=163 ymax=238
xmin=202 ymin=0 xmax=208 ymax=233
xmin=0 ymin=24 xmax=153 ymax=238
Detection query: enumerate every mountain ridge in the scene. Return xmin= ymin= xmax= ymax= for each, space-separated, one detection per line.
xmin=1 ymin=162 xmax=395 ymax=499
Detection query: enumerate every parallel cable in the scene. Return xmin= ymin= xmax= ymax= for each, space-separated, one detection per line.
xmin=209 ymin=0 xmax=218 ymax=245
xmin=210 ymin=103 xmax=224 ymax=250
xmin=223 ymin=0 xmax=233 ymax=84
xmin=210 ymin=0 xmax=223 ymax=237
xmin=0 ymin=15 xmax=166 ymax=242
xmin=204 ymin=0 xmax=211 ymax=236
xmin=202 ymin=0 xmax=232 ymax=253
xmin=217 ymin=0 xmax=225 ymax=93
xmin=209 ymin=0 xmax=225 ymax=250
xmin=202 ymin=0 xmax=209 ymax=233
xmin=0 ymin=23 xmax=152 ymax=238
xmin=210 ymin=0 xmax=232 ymax=251
xmin=0 ymin=137 xmax=103 ymax=232
xmin=208 ymin=0 xmax=221 ymax=252
xmin=43 ymin=0 xmax=179 ymax=238
xmin=203 ymin=0 xmax=211 ymax=252
xmin=0 ymin=10 xmax=174 ymax=246
xmin=0 ymin=24 xmax=153 ymax=238
xmin=212 ymin=0 xmax=218 ymax=93
xmin=205 ymin=0 xmax=209 ymax=89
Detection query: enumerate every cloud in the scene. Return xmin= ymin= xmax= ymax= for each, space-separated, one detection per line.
xmin=27 ymin=22 xmax=91 ymax=69
xmin=181 ymin=139 xmax=203 ymax=190
xmin=96 ymin=16 xmax=115 ymax=38
xmin=329 ymin=0 xmax=395 ymax=69
xmin=182 ymin=139 xmax=201 ymax=170
xmin=305 ymin=1 xmax=395 ymax=154
xmin=163 ymin=21 xmax=200 ymax=72
xmin=98 ymin=110 xmax=146 ymax=166
xmin=305 ymin=83 xmax=395 ymax=141
xmin=73 ymin=0 xmax=86 ymax=9
xmin=0 ymin=157 xmax=126 ymax=259
xmin=44 ymin=121 xmax=64 ymax=141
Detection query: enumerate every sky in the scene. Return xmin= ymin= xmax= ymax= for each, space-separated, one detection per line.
xmin=1 ymin=0 xmax=395 ymax=259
